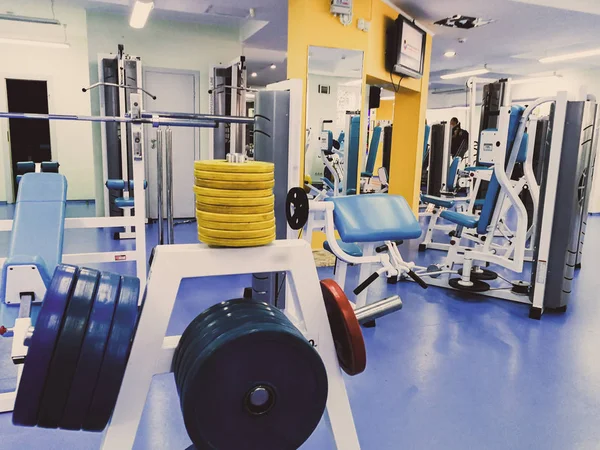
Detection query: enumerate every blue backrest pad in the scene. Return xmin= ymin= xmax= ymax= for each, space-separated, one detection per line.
xmin=363 ymin=126 xmax=382 ymax=177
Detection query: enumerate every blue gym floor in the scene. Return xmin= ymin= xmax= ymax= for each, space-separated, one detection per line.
xmin=1 ymin=202 xmax=600 ymax=449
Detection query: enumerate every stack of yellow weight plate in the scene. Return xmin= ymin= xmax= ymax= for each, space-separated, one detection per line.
xmin=194 ymin=160 xmax=276 ymax=247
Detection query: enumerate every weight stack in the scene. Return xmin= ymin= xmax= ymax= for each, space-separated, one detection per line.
xmin=194 ymin=160 xmax=276 ymax=247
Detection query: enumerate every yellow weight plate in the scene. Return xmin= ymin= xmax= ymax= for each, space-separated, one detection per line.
xmin=196 ymin=194 xmax=274 ymax=207
xmin=194 ymin=178 xmax=275 ymax=190
xmin=196 ymin=209 xmax=274 ymax=223
xmin=197 ymin=219 xmax=275 ymax=232
xmin=193 ymin=186 xmax=272 ymax=199
xmin=196 ymin=203 xmax=274 ymax=214
xmin=198 ymin=226 xmax=276 ymax=239
xmin=194 ymin=170 xmax=274 ymax=183
xmin=194 ymin=160 xmax=274 ymax=173
xmin=198 ymin=233 xmax=275 ymax=248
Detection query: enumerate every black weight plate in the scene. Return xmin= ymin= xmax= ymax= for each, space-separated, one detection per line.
xmin=449 ymin=278 xmax=491 ymax=292
xmin=176 ymin=302 xmax=291 ymax=397
xmin=60 ymin=272 xmax=121 ymax=430
xmin=457 ymin=268 xmax=498 ymax=281
xmin=37 ymin=268 xmax=100 ymax=429
xmin=13 ymin=265 xmax=78 ymax=427
xmin=172 ymin=299 xmax=270 ymax=384
xmin=83 ymin=275 xmax=140 ymax=432
xmin=286 ymin=187 xmax=310 ymax=230
xmin=181 ymin=319 xmax=327 ymax=450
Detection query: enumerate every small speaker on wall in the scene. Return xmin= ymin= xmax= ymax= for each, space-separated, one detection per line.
xmin=369 ymin=86 xmax=381 ymax=109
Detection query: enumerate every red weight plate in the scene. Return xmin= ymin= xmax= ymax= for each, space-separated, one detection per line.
xmin=320 ymin=279 xmax=366 ymax=376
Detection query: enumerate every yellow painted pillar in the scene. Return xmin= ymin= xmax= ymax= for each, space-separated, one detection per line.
xmin=388 ymin=34 xmax=432 ymax=213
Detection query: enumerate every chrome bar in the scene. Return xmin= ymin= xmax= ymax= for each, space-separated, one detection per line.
xmin=354 ymin=295 xmax=403 ymax=324
xmin=165 ymin=128 xmax=174 ymax=245
xmin=156 ymin=130 xmax=164 ymax=246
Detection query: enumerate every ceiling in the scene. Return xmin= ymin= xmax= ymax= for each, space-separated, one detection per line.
xmin=394 ymin=0 xmax=600 ymax=90
xmin=73 ymin=0 xmax=288 ymax=86
xmin=308 ymin=46 xmax=364 ymax=78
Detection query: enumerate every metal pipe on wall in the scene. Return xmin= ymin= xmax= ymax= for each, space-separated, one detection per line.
xmin=165 ymin=128 xmax=175 ymax=244
xmin=156 ymin=130 xmax=164 ymax=245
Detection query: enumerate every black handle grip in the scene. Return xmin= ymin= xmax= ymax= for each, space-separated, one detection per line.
xmin=323 ymin=120 xmax=333 ymax=124
xmin=82 ymin=88 xmax=87 ymax=92
xmin=375 ymin=240 xmax=404 ymax=253
xmin=407 ymin=270 xmax=428 ymax=289
xmin=354 ymin=272 xmax=380 ymax=295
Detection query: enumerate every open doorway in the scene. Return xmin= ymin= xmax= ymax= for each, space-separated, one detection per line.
xmin=6 ymin=79 xmax=52 ymax=194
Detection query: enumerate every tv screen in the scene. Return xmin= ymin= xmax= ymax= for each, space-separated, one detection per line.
xmin=387 ymin=16 xmax=426 ymax=79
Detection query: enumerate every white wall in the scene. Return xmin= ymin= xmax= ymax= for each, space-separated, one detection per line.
xmin=86 ymin=11 xmax=242 ymax=213
xmin=305 ymin=74 xmax=361 ymax=180
xmin=0 ymin=0 xmax=94 ymax=201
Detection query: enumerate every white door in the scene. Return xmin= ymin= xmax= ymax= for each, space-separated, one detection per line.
xmin=143 ymin=70 xmax=197 ymax=219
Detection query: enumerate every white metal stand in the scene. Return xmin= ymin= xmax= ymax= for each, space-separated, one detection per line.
xmin=100 ymin=240 xmax=360 ymax=450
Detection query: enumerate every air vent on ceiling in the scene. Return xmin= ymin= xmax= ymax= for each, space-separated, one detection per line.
xmin=434 ymin=15 xmax=495 ymax=29
xmin=205 ymin=5 xmax=251 ymax=18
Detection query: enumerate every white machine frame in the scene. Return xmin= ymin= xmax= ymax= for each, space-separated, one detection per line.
xmin=97 ymin=240 xmax=360 ymax=449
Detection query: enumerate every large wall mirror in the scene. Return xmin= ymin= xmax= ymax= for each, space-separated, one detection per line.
xmin=305 ymin=46 xmax=364 ymax=195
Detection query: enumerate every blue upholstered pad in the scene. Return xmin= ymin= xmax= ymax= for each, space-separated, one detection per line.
xmin=323 ymin=240 xmax=363 ymax=257
xmin=446 ymin=157 xmax=461 ymax=191
xmin=362 ymin=126 xmax=382 ymax=178
xmin=421 ymin=194 xmax=455 ymax=209
xmin=516 ymin=133 xmax=529 ymax=163
xmin=8 ymin=174 xmax=67 ymax=273
xmin=115 ymin=198 xmax=135 ymax=209
xmin=326 ymin=194 xmax=422 ymax=242
xmin=440 ymin=210 xmax=479 ymax=229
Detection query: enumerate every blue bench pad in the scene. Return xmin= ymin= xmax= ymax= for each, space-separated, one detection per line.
xmin=421 ymin=194 xmax=455 ymax=209
xmin=326 ymin=194 xmax=422 ymax=242
xmin=323 ymin=240 xmax=363 ymax=257
xmin=440 ymin=210 xmax=479 ymax=229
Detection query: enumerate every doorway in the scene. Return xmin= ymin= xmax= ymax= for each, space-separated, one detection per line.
xmin=6 ymin=79 xmax=52 ymax=194
xmin=143 ymin=69 xmax=198 ymax=219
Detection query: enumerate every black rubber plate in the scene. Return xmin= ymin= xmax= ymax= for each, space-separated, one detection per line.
xmin=458 ymin=268 xmax=498 ymax=281
xmin=37 ymin=268 xmax=100 ymax=429
xmin=449 ymin=278 xmax=491 ymax=292
xmin=286 ymin=187 xmax=310 ymax=230
xmin=60 ymin=272 xmax=120 ymax=430
xmin=13 ymin=265 xmax=78 ymax=427
xmin=179 ymin=301 xmax=327 ymax=450
xmin=83 ymin=275 xmax=140 ymax=432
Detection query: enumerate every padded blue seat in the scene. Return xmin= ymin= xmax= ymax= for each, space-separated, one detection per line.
xmin=323 ymin=240 xmax=363 ymax=257
xmin=1 ymin=173 xmax=67 ymax=327
xmin=326 ymin=194 xmax=422 ymax=242
xmin=440 ymin=210 xmax=479 ymax=229
xmin=115 ymin=197 xmax=135 ymax=208
xmin=421 ymin=194 xmax=455 ymax=209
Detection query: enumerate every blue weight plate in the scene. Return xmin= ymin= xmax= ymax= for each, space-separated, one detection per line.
xmin=13 ymin=265 xmax=78 ymax=427
xmin=37 ymin=268 xmax=101 ymax=429
xmin=83 ymin=275 xmax=140 ymax=432
xmin=60 ymin=272 xmax=121 ymax=430
xmin=175 ymin=302 xmax=289 ymax=398
xmin=181 ymin=319 xmax=328 ymax=450
xmin=174 ymin=301 xmax=277 ymax=392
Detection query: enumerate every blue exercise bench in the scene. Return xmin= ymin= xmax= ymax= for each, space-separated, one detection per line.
xmin=361 ymin=126 xmax=382 ymax=179
xmin=321 ymin=194 xmax=422 ymax=306
xmin=0 ymin=173 xmax=67 ymax=327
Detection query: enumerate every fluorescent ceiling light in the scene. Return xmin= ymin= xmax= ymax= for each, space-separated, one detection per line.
xmin=440 ymin=68 xmax=490 ymax=80
xmin=130 ymin=0 xmax=154 ymax=29
xmin=540 ymin=48 xmax=600 ymax=63
xmin=444 ymin=51 xmax=457 ymax=58
xmin=512 ymin=76 xmax=561 ymax=85
xmin=0 ymin=37 xmax=69 ymax=48
xmin=270 ymin=64 xmax=277 ymax=69
xmin=0 ymin=14 xmax=60 ymax=25
xmin=251 ymin=72 xmax=258 ymax=77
